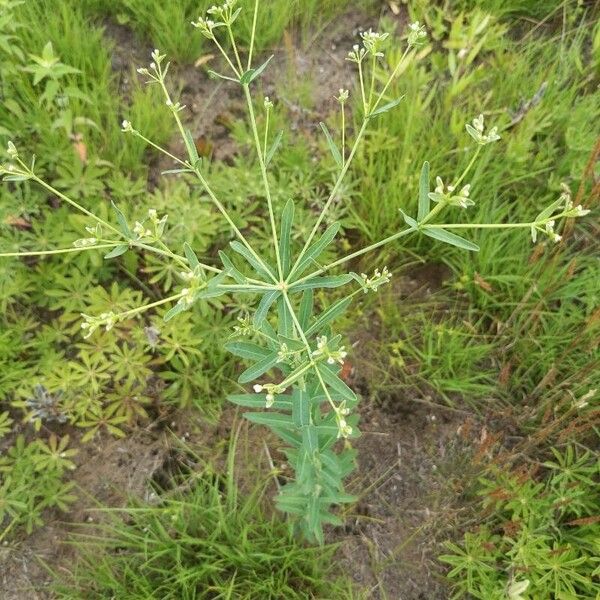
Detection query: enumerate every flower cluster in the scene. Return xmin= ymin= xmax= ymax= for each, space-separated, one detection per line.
xmin=407 ymin=21 xmax=427 ymax=48
xmin=360 ymin=29 xmax=389 ymax=57
xmin=336 ymin=88 xmax=349 ymax=104
xmin=6 ymin=140 xmax=18 ymax=159
xmin=263 ymin=96 xmax=273 ymax=110
xmin=466 ymin=114 xmax=501 ymax=146
xmin=347 ymin=44 xmax=367 ymax=64
xmin=233 ymin=315 xmax=253 ymax=336
xmin=358 ymin=266 xmax=392 ymax=293
xmin=333 ymin=403 xmax=352 ymax=439
xmin=192 ymin=0 xmax=239 ymax=35
xmin=253 ymin=383 xmax=286 ymax=408
xmin=80 ymin=311 xmax=118 ymax=338
xmin=311 ymin=336 xmax=348 ymax=366
xmin=136 ymin=49 xmax=167 ymax=83
xmin=177 ymin=267 xmax=207 ymax=309
xmin=428 ymin=177 xmax=473 ymax=209
xmin=561 ymin=185 xmax=590 ymax=218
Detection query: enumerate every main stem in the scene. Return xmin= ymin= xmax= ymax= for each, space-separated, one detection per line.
xmin=244 ymin=85 xmax=284 ymax=280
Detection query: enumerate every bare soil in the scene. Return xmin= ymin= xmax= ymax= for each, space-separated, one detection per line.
xmin=0 ymin=7 xmax=486 ymax=600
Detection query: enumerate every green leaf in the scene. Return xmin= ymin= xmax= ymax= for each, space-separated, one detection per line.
xmin=103 ymin=244 xmax=128 ymax=259
xmin=292 ymin=274 xmax=352 ymax=291
xmin=369 ymin=96 xmax=404 ymax=118
xmin=422 ymin=227 xmax=480 ymax=251
xmin=163 ymin=301 xmax=186 ymax=322
xmin=299 ymin=289 xmax=314 ymax=330
xmin=243 ymin=411 xmax=294 ymax=430
xmin=294 ymin=222 xmax=340 ymax=277
xmin=265 ymin=130 xmax=283 ymax=165
xmin=207 ymin=69 xmax=239 ymax=83
xmin=111 ymin=201 xmax=130 ymax=237
xmin=319 ymin=122 xmax=342 ymax=168
xmin=277 ymin=296 xmax=293 ymax=337
xmin=229 ymin=240 xmax=274 ymax=280
xmin=240 ymin=55 xmax=273 ymax=84
xmin=292 ymin=390 xmax=310 ymax=427
xmin=317 ymin=363 xmax=357 ymax=403
xmin=238 ymin=352 xmax=279 ymax=384
xmin=305 ymin=296 xmax=352 ymax=337
xmin=218 ymin=250 xmax=246 ymax=284
xmin=302 ymin=425 xmax=319 ymax=454
xmin=183 ymin=129 xmax=199 ymax=165
xmin=224 ymin=341 xmax=271 ymax=361
xmin=253 ymin=290 xmax=280 ymax=328
xmin=399 ymin=209 xmax=418 ymax=229
xmin=417 ymin=161 xmax=430 ymax=222
xmin=228 ymin=393 xmax=292 ymax=410
xmin=183 ymin=242 xmax=199 ymax=269
xmin=279 ymin=199 xmax=294 ymax=276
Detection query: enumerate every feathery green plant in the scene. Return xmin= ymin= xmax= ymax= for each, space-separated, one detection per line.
xmin=0 ymin=0 xmax=590 ymax=543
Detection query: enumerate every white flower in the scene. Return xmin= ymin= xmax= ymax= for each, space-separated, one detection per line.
xmin=359 ymin=266 xmax=392 ymax=293
xmin=507 ymin=578 xmax=529 ymax=600
xmin=6 ymin=141 xmax=18 ymax=159
xmin=465 ymin=114 xmax=501 ymax=145
xmin=263 ymin=96 xmax=273 ymax=110
xmin=121 ymin=120 xmax=133 ymax=133
xmin=265 ymin=393 xmax=275 ymax=408
xmin=347 ymin=44 xmax=367 ymax=63
xmin=428 ymin=177 xmax=474 ymax=208
xmin=253 ymin=384 xmax=263 ymax=393
xmin=407 ymin=21 xmax=427 ymax=48
xmin=360 ymin=29 xmax=389 ymax=57
xmin=337 ymin=89 xmax=349 ymax=103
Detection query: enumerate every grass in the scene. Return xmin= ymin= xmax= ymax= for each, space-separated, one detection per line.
xmin=345 ymin=1 xmax=599 ymax=422
xmin=52 ymin=432 xmax=357 ymax=600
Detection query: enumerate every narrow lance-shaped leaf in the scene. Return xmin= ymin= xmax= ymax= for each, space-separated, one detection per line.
xmin=265 ymin=130 xmax=283 ymax=166
xmin=319 ymin=122 xmax=343 ymax=168
xmin=224 ymin=341 xmax=271 ymax=361
xmin=369 ymin=96 xmax=404 ymax=118
xmin=253 ymin=290 xmax=280 ymax=328
xmin=104 ymin=244 xmax=128 ymax=259
xmin=243 ymin=411 xmax=295 ymax=430
xmin=294 ymin=222 xmax=340 ymax=277
xmin=277 ymin=296 xmax=293 ymax=338
xmin=306 ymin=296 xmax=352 ymax=337
xmin=299 ymin=289 xmax=314 ymax=330
xmin=111 ymin=201 xmax=131 ymax=237
xmin=229 ymin=240 xmax=275 ymax=280
xmin=238 ymin=351 xmax=279 ymax=384
xmin=183 ymin=129 xmax=199 ymax=165
xmin=240 ymin=55 xmax=274 ymax=85
xmin=417 ymin=161 xmax=430 ymax=222
xmin=184 ymin=242 xmax=200 ymax=269
xmin=279 ymin=199 xmax=294 ymax=276
xmin=218 ymin=250 xmax=246 ymax=284
xmin=422 ymin=227 xmax=480 ymax=252
xmin=291 ymin=274 xmax=353 ymax=291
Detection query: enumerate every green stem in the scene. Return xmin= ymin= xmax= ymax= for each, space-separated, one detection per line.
xmin=341 ymin=102 xmax=346 ymax=166
xmin=226 ymin=23 xmax=244 ymax=74
xmin=156 ymin=76 xmax=275 ymax=282
xmin=118 ymin=291 xmax=185 ymax=319
xmin=453 ymin=146 xmax=481 ymax=189
xmin=247 ymin=0 xmax=260 ymax=70
xmin=287 ymin=118 xmax=369 ymax=282
xmin=0 ymin=243 xmax=119 ymax=258
xmin=263 ymin=106 xmax=270 ymax=163
xmin=244 ymin=85 xmax=283 ymax=280
xmin=30 ymin=174 xmax=120 ymax=237
xmin=282 ymin=291 xmax=336 ymax=413
xmin=358 ymin=59 xmax=367 ymax=114
xmin=293 ymin=227 xmax=414 ymax=287
xmin=131 ymin=131 xmax=188 ymax=168
xmin=372 ymin=47 xmax=411 ymax=112
xmin=212 ymin=36 xmax=240 ymax=77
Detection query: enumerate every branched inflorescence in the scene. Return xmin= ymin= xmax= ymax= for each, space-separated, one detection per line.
xmin=0 ymin=0 xmax=590 ymax=543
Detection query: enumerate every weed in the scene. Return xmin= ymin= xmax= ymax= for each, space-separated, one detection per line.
xmin=2 ymin=0 xmax=590 ymax=546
